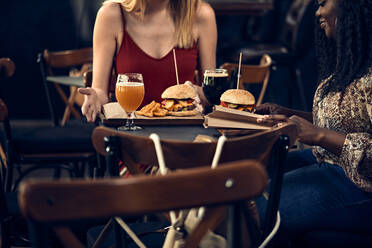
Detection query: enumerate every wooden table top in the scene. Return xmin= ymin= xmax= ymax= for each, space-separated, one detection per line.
xmin=205 ymin=0 xmax=273 ymax=15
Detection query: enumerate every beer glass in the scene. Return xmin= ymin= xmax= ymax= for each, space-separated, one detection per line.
xmin=115 ymin=73 xmax=145 ymax=131
xmin=202 ymin=69 xmax=230 ymax=106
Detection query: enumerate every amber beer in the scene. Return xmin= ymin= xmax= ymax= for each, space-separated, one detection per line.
xmin=115 ymin=82 xmax=145 ymax=113
xmin=202 ymin=69 xmax=229 ymax=105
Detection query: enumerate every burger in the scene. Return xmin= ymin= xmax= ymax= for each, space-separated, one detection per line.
xmin=220 ymin=89 xmax=256 ymax=112
xmin=161 ymin=84 xmax=198 ymax=116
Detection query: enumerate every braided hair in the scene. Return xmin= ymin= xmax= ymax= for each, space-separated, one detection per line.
xmin=315 ymin=0 xmax=372 ymax=98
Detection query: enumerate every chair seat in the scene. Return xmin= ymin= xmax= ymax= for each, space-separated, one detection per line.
xmin=12 ymin=123 xmax=95 ymax=154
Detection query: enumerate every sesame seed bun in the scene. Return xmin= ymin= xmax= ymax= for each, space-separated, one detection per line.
xmin=220 ymin=89 xmax=255 ymax=105
xmin=161 ymin=84 xmax=196 ymax=99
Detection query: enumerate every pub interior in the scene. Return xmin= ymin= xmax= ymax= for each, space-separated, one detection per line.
xmin=0 ymin=0 xmax=371 ymax=247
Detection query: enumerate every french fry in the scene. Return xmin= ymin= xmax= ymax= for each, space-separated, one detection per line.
xmin=154 ymin=108 xmax=168 ymax=117
xmin=136 ymin=100 xmax=169 ymax=117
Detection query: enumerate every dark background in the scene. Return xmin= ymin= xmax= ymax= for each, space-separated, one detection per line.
xmin=0 ymin=0 xmax=317 ymax=120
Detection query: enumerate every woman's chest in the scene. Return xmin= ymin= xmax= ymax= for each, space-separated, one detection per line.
xmin=313 ymin=82 xmax=370 ymax=133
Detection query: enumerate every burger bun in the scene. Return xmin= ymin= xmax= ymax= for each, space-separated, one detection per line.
xmin=220 ymin=89 xmax=255 ymax=105
xmin=161 ymin=84 xmax=196 ymax=99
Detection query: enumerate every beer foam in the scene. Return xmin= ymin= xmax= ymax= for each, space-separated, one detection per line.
xmin=204 ymin=72 xmax=229 ymax=77
xmin=116 ymin=82 xmax=144 ymax=86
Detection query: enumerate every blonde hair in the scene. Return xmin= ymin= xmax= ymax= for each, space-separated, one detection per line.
xmin=103 ymin=0 xmax=199 ymax=48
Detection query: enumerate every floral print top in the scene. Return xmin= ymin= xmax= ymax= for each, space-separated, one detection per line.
xmin=312 ymin=68 xmax=372 ymax=192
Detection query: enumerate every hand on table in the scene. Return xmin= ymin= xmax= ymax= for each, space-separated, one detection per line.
xmin=257 ymin=114 xmax=321 ymax=145
xmin=78 ymin=87 xmax=102 ymax=123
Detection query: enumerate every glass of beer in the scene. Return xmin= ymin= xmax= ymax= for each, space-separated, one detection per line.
xmin=202 ymin=69 xmax=230 ymax=106
xmin=115 ymin=73 xmax=145 ymax=131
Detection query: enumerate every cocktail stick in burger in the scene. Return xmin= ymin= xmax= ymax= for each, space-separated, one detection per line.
xmin=220 ymin=89 xmax=256 ymax=112
xmin=161 ymin=84 xmax=198 ymax=116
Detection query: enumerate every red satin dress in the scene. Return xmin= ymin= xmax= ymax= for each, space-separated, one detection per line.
xmin=115 ymin=5 xmax=199 ymax=107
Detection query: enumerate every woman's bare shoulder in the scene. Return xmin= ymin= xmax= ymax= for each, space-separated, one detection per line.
xmin=196 ymin=1 xmax=216 ymax=23
xmin=96 ymin=2 xmax=122 ymax=24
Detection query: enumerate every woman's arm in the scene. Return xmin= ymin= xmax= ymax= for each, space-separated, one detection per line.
xmin=195 ymin=1 xmax=217 ymax=82
xmin=289 ymin=116 xmax=346 ymax=156
xmin=79 ymin=3 xmax=120 ymax=122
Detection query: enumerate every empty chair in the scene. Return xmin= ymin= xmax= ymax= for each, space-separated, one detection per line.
xmin=220 ymin=54 xmax=272 ymax=106
xmin=0 ymin=58 xmax=96 ymax=193
xmin=38 ymin=47 xmax=93 ymax=126
xmin=18 ymin=159 xmax=268 ymax=248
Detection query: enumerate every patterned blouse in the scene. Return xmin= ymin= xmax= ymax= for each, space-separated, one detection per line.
xmin=312 ymin=68 xmax=372 ymax=192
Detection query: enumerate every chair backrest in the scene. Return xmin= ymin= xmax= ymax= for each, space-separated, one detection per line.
xmin=92 ymin=121 xmax=296 ymax=175
xmin=0 ymin=58 xmax=15 ymax=80
xmin=219 ymin=54 xmax=272 ymax=106
xmin=42 ymin=47 xmax=93 ymax=75
xmin=38 ymin=47 xmax=93 ymax=126
xmin=18 ymin=159 xmax=268 ymax=248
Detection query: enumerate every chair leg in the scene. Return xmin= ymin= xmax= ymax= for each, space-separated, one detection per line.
xmin=28 ymin=221 xmax=49 ymax=248
xmin=263 ymin=135 xmax=289 ymax=238
xmin=4 ymin=161 xmax=13 ymax=192
xmin=227 ymin=204 xmax=242 ymax=248
xmin=61 ymin=86 xmax=81 ymax=126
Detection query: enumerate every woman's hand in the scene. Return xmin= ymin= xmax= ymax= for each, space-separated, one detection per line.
xmin=78 ymin=87 xmax=102 ymax=122
xmin=255 ymin=103 xmax=289 ymax=116
xmin=257 ymin=114 xmax=322 ymax=146
xmin=288 ymin=115 xmax=323 ymax=146
xmin=184 ymin=81 xmax=210 ymax=114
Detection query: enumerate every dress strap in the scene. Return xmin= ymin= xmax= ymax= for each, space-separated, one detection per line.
xmin=118 ymin=3 xmax=126 ymax=32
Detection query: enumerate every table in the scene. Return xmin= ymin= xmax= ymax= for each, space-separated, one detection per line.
xmin=206 ymin=0 xmax=273 ymax=15
xmin=121 ymin=125 xmax=220 ymax=142
xmin=46 ymin=76 xmax=85 ymax=126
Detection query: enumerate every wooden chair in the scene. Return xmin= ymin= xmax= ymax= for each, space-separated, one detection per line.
xmin=38 ymin=47 xmax=93 ymax=126
xmin=18 ymin=159 xmax=268 ymax=248
xmin=220 ymin=54 xmax=272 ymax=106
xmin=0 ymin=58 xmax=97 ymax=193
xmin=92 ymin=123 xmax=297 ymax=247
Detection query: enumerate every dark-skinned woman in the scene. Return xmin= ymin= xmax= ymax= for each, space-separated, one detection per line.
xmin=256 ymin=0 xmax=372 ymax=246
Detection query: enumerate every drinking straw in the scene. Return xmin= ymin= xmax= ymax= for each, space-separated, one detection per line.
xmin=237 ymin=52 xmax=242 ymax=89
xmin=173 ymin=49 xmax=180 ymax=85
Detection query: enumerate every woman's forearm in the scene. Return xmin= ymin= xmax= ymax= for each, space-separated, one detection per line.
xmin=315 ymin=127 xmax=346 ymax=156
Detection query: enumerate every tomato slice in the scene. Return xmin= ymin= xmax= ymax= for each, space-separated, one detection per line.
xmin=220 ymin=101 xmax=228 ymax=107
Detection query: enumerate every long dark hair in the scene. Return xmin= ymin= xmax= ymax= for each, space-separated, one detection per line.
xmin=315 ymin=0 xmax=372 ymax=97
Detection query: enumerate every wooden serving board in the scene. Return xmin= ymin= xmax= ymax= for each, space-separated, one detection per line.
xmin=101 ymin=102 xmax=204 ymax=126
xmin=101 ymin=113 xmax=204 ymax=127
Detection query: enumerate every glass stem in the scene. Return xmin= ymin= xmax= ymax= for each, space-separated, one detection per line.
xmin=125 ymin=113 xmax=131 ymax=129
xmin=129 ymin=112 xmax=135 ymax=129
